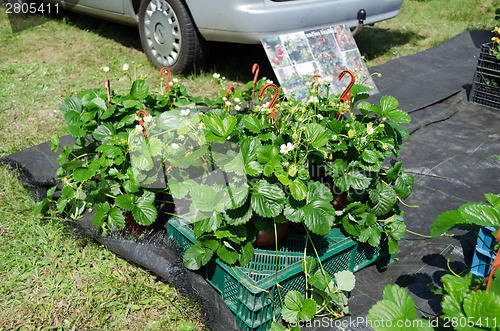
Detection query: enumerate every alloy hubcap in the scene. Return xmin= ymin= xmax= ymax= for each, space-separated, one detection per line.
xmin=143 ymin=0 xmax=181 ymax=66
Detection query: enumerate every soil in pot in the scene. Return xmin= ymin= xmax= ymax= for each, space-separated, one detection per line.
xmin=254 ymin=221 xmax=290 ymax=247
xmin=123 ymin=212 xmax=159 ymax=238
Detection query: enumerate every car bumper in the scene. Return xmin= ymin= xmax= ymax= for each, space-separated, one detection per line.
xmin=187 ymin=0 xmax=404 ymax=43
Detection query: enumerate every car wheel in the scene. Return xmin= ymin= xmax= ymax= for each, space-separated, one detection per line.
xmin=138 ymin=0 xmax=207 ymax=73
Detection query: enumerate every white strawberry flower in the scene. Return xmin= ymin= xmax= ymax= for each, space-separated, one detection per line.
xmin=280 ymin=142 xmax=294 ymax=155
xmin=308 ymin=96 xmax=319 ymax=103
xmin=367 ymin=123 xmax=375 ymax=135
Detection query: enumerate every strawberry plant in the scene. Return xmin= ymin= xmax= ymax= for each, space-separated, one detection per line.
xmin=35 ymin=67 xmax=199 ymax=233
xmin=368 ymin=194 xmax=500 ymax=330
xmin=178 ymin=71 xmax=413 ymax=270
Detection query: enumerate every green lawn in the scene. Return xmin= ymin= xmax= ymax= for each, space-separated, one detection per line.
xmin=0 ymin=0 xmax=497 ymax=329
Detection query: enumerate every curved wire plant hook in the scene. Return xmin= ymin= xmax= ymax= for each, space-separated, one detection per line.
xmin=251 ymin=63 xmax=260 ymax=104
xmin=104 ymin=78 xmax=111 ymax=110
xmin=136 ymin=109 xmax=150 ymax=138
xmin=336 ymin=70 xmax=356 ymax=120
xmin=225 ymin=86 xmax=235 ymax=111
xmin=259 ymin=83 xmax=279 ymax=130
xmin=160 ymin=67 xmax=172 ymax=92
xmin=310 ymin=74 xmax=322 ymax=93
xmin=225 ymin=86 xmax=235 ymax=100
xmin=250 ymin=63 xmax=260 ymax=111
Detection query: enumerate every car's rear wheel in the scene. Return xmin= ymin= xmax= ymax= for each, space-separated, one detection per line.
xmin=138 ymin=0 xmax=207 ymax=73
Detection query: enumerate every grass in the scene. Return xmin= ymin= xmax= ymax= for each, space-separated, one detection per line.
xmin=0 ymin=166 xmax=204 ymax=330
xmin=359 ymin=0 xmax=497 ymax=66
xmin=0 ymin=0 xmax=497 ymax=329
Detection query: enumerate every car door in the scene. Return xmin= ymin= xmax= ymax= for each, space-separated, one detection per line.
xmin=61 ymin=0 xmax=124 ymax=14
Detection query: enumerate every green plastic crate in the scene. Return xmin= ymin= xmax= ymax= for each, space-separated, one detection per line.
xmin=168 ymin=215 xmax=393 ymax=331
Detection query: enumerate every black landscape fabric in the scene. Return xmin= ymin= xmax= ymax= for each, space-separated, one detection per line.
xmin=2 ymin=30 xmax=499 ymax=330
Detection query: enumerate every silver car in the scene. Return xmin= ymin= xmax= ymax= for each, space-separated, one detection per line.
xmin=47 ymin=0 xmax=404 ymax=73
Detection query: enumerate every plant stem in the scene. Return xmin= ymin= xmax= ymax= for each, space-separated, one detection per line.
xmin=274 ymin=221 xmax=285 ymax=313
xmin=406 ymin=229 xmax=432 ymax=238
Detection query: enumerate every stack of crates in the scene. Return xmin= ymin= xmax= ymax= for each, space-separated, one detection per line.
xmin=470 ymin=42 xmax=500 ymax=110
xmin=168 ymin=215 xmax=394 ymax=331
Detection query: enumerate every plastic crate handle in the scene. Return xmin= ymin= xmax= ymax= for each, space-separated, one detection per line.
xmin=472 ymin=229 xmax=500 ymax=292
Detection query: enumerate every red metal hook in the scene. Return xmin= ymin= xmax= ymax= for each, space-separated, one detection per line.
xmin=259 ymin=83 xmax=279 ymax=129
xmin=137 ymin=109 xmax=150 ymax=138
xmin=310 ymin=74 xmax=322 ymax=93
xmin=336 ymin=70 xmax=356 ymax=120
xmin=160 ymin=67 xmax=171 ymax=92
xmin=104 ymin=78 xmax=111 ymax=110
xmin=225 ymin=86 xmax=235 ymax=100
xmin=252 ymin=63 xmax=260 ymax=86
xmin=250 ymin=63 xmax=260 ymax=110
xmin=252 ymin=63 xmax=260 ymax=99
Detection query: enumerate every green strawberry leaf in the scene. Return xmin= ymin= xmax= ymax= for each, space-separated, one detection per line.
xmin=304 ymin=123 xmax=329 ymax=148
xmin=369 ymin=182 xmax=397 ymax=216
xmin=131 ymin=191 xmax=157 ymax=226
xmin=386 ymin=109 xmax=411 ymax=124
xmin=367 ymin=284 xmax=432 ymax=331
xmin=463 ymin=290 xmax=500 ymax=320
xmin=334 ymin=270 xmax=356 ymax=292
xmin=93 ymin=123 xmax=116 ymax=141
xmin=393 ymin=172 xmax=413 ymax=199
xmin=251 ymin=181 xmax=285 ymax=218
xmin=289 ymin=179 xmax=307 ymax=201
xmin=60 ymin=96 xmax=83 ymax=113
xmin=130 ymin=79 xmax=149 ymax=100
xmin=242 ymin=114 xmax=269 ymax=133
xmin=183 ymin=243 xmax=213 ymax=270
xmin=380 ymin=96 xmax=399 ymax=115
xmin=430 ymin=210 xmax=465 ymax=237
xmin=282 ymin=291 xmax=317 ymax=323
xmin=216 ymin=244 xmax=239 ymax=265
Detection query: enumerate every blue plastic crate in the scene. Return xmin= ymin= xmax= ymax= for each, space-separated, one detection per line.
xmin=471 ymin=226 xmax=498 ymax=279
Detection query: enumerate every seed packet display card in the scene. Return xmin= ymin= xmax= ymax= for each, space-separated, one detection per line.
xmin=261 ymin=25 xmax=378 ymax=101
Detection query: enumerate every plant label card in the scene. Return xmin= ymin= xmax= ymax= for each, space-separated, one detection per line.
xmin=261 ymin=25 xmax=378 ymax=100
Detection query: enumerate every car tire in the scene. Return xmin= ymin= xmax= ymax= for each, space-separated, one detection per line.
xmin=138 ymin=0 xmax=208 ymax=73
